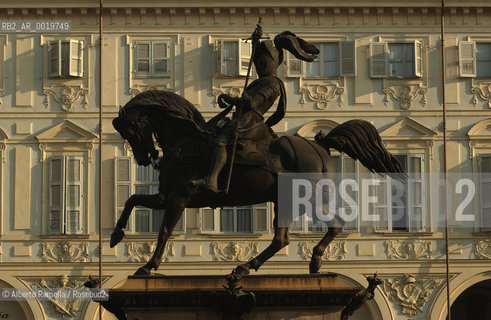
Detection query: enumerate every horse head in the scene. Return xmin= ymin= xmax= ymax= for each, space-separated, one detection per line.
xmin=113 ymin=105 xmax=158 ymax=166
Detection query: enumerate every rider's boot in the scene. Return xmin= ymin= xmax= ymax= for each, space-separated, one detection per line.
xmin=192 ymin=145 xmax=227 ymax=193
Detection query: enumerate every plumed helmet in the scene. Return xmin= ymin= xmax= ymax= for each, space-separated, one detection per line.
xmin=274 ymin=31 xmax=319 ymax=62
xmin=252 ymin=32 xmax=319 ymax=77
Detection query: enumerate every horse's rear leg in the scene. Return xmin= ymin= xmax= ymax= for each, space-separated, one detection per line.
xmin=309 ymin=215 xmax=344 ymax=274
xmin=134 ymin=195 xmax=186 ymax=276
xmin=234 ymin=204 xmax=289 ymax=275
xmin=110 ymin=193 xmax=166 ymax=248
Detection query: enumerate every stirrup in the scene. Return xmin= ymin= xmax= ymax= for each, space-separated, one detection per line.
xmin=190 ymin=178 xmax=220 ymax=193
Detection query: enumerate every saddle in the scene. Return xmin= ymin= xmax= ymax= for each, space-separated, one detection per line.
xmin=226 ymin=121 xmax=274 ymax=167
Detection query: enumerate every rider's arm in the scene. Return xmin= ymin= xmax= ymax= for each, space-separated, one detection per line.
xmin=206 ymin=104 xmax=233 ymax=128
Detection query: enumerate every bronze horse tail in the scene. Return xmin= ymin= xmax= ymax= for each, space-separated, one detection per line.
xmin=314 ymin=120 xmax=406 ymax=180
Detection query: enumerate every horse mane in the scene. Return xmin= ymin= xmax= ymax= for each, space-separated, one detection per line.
xmin=123 ymin=90 xmax=214 ymax=139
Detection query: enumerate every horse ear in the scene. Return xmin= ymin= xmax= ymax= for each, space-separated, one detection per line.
xmin=119 ymin=105 xmax=126 ymax=119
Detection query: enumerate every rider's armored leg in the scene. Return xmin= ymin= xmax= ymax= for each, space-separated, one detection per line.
xmin=204 ymin=141 xmax=227 ymax=192
xmin=192 ymin=133 xmax=228 ymax=193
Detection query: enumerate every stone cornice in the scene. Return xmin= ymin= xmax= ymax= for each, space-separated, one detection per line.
xmin=2 ymin=0 xmax=491 ymax=8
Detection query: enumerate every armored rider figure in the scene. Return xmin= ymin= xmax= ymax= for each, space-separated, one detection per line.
xmin=193 ymin=24 xmax=319 ymax=193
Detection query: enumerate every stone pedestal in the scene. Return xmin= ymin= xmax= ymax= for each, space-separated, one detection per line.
xmin=105 ymin=273 xmax=363 ymax=320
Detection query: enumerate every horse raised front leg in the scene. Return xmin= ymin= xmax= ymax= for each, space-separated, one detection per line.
xmin=110 ymin=193 xmax=166 ymax=248
xmin=309 ymin=215 xmax=344 ymax=274
xmin=134 ymin=195 xmax=186 ymax=276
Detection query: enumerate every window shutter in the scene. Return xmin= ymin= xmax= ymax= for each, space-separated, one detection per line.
xmin=65 ymin=156 xmax=83 ymax=234
xmin=135 ymin=41 xmax=151 ymax=74
xmin=414 ymin=40 xmax=423 ymax=78
xmin=253 ymin=204 xmax=268 ymax=232
xmin=48 ymin=40 xmax=62 ymax=78
xmin=408 ymin=155 xmax=424 ymax=232
xmin=286 ymin=52 xmax=303 ymax=77
xmin=115 ymin=157 xmax=133 ymax=231
xmin=459 ymin=41 xmax=477 ymax=77
xmin=215 ymin=40 xmax=222 ymax=76
xmin=153 ymin=41 xmax=170 ymax=75
xmin=68 ymin=40 xmax=84 ymax=77
xmin=239 ymin=40 xmax=252 ymax=76
xmin=340 ymin=156 xmax=358 ymax=232
xmin=48 ymin=157 xmax=64 ymax=233
xmin=201 ymin=208 xmax=215 ymax=232
xmin=370 ymin=42 xmax=389 ymax=78
xmin=340 ymin=41 xmax=356 ymax=76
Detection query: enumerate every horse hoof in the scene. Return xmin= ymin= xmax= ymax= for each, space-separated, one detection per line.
xmin=134 ymin=267 xmax=151 ymax=276
xmin=110 ymin=229 xmax=125 ymax=248
xmin=233 ymin=264 xmax=250 ymax=276
xmin=309 ymin=256 xmax=322 ymax=274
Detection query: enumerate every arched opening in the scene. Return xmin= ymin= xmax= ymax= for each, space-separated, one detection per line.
xmin=447 ymin=279 xmax=491 ymax=320
xmin=0 ymin=280 xmax=36 ymax=320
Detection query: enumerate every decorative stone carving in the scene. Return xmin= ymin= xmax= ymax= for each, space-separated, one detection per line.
xmin=471 ymin=84 xmax=491 ymax=108
xmin=211 ymin=241 xmax=259 ymax=262
xmin=425 ymin=140 xmax=434 ymax=160
xmin=299 ymin=241 xmax=347 ymax=261
xmin=468 ymin=139 xmax=477 ymax=160
xmin=42 ymin=85 xmax=89 ymax=111
xmin=215 ymin=272 xmax=256 ymax=319
xmin=0 ymin=88 xmax=4 ymax=105
xmin=27 ymin=275 xmax=86 ymax=319
xmin=475 ymin=239 xmax=491 ymax=259
xmin=385 ymin=240 xmax=431 ymax=260
xmin=211 ymin=86 xmax=242 ymax=108
xmin=299 ymin=84 xmax=344 ymax=109
xmin=41 ymin=241 xmax=89 ymax=263
xmin=383 ymin=84 xmax=428 ymax=110
xmin=128 ymin=84 xmax=175 ymax=97
xmin=38 ymin=142 xmax=47 ymax=162
xmin=383 ymin=274 xmax=443 ymax=316
xmin=85 ymin=142 xmax=94 ymax=163
xmin=127 ymin=241 xmax=174 ymax=263
xmin=0 ymin=142 xmax=5 ymax=163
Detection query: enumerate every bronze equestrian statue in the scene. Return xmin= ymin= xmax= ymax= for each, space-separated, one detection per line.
xmin=110 ymin=28 xmax=404 ymax=276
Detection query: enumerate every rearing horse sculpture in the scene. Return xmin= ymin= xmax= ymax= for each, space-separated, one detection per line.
xmin=111 ymin=90 xmax=404 ymax=276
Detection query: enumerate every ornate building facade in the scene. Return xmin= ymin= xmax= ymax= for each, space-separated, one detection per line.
xmin=0 ymin=0 xmax=490 ymax=319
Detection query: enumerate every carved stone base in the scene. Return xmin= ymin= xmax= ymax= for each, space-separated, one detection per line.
xmin=104 ymin=274 xmax=364 ymax=320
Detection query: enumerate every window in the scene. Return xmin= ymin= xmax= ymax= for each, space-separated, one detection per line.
xmin=285 ymin=41 xmax=356 ymax=78
xmin=200 ymin=203 xmax=269 ymax=233
xmin=115 ymin=157 xmax=183 ymax=233
xmin=373 ymin=154 xmax=424 ymax=232
xmin=459 ymin=41 xmax=491 ymax=78
xmin=370 ymin=41 xmax=423 ymax=78
xmin=478 ymin=155 xmax=491 ymax=231
xmin=47 ymin=156 xmax=84 ymax=234
xmin=215 ymin=39 xmax=251 ymax=77
xmin=133 ymin=40 xmax=171 ymax=77
xmin=48 ymin=40 xmax=84 ymax=78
